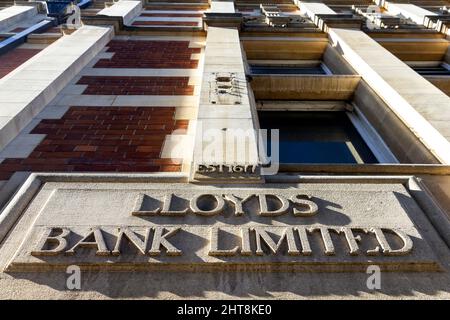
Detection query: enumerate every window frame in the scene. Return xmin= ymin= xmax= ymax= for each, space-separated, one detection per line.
xmin=256 ymin=103 xmax=398 ymax=165
xmin=247 ymin=60 xmax=333 ymax=75
xmin=346 ymin=104 xmax=398 ymax=164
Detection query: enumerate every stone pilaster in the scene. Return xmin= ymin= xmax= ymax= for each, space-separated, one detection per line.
xmin=191 ymin=25 xmax=259 ymax=182
xmin=328 ymin=28 xmax=450 ymax=164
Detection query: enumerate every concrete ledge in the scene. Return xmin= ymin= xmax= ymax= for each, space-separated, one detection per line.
xmin=0 ymin=25 xmax=114 ymax=151
xmin=0 ymin=5 xmax=37 ymax=32
xmin=203 ymin=12 xmax=242 ymax=29
xmin=385 ymin=2 xmax=436 ymax=26
xmin=0 ymin=171 xmax=31 ymax=212
xmin=250 ymin=75 xmax=361 ymax=100
xmin=242 ymin=39 xmax=328 ymax=60
xmin=97 ymin=0 xmax=142 ymax=26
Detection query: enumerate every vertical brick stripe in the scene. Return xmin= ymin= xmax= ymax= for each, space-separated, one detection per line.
xmin=131 ymin=21 xmax=199 ymax=26
xmin=140 ymin=13 xmax=203 ymax=17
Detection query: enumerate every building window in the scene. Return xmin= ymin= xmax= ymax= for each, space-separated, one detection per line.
xmin=412 ymin=64 xmax=450 ymax=76
xmin=249 ymin=63 xmax=330 ymax=75
xmin=258 ymin=111 xmax=379 ymax=164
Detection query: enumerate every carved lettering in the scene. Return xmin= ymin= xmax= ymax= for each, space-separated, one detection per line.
xmin=368 ymin=228 xmax=413 ymax=256
xmin=197 ymin=164 xmax=256 ymax=174
xmin=290 ymin=195 xmax=318 ymax=217
xmin=224 ymin=194 xmax=254 ymax=216
xmin=27 ymin=226 xmax=415 ymax=260
xmin=161 ymin=193 xmax=188 ymax=216
xmin=190 ymin=194 xmax=225 ymax=216
xmin=253 ymin=227 xmax=300 ymax=256
xmin=309 ymin=227 xmax=337 ymax=256
xmin=148 ymin=227 xmax=182 ymax=256
xmin=258 ymin=194 xmax=290 ymax=216
xmin=66 ymin=227 xmax=110 ymax=256
xmin=113 ymin=227 xmax=150 ymax=255
xmin=240 ymin=228 xmax=252 ymax=256
xmin=208 ymin=227 xmax=239 ymax=256
xmin=295 ymin=226 xmax=312 ymax=255
xmin=132 ymin=192 xmax=322 ymax=217
xmin=340 ymin=227 xmax=363 ymax=256
xmin=31 ymin=227 xmax=71 ymax=256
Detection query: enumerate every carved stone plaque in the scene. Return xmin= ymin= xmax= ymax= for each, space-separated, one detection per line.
xmin=1 ymin=179 xmax=446 ymax=272
xmin=193 ymin=163 xmax=261 ymax=182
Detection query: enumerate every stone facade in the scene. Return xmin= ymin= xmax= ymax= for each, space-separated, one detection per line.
xmin=0 ymin=0 xmax=449 ymax=299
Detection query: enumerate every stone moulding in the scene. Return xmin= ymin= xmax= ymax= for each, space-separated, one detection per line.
xmin=0 ymin=172 xmax=449 ymax=273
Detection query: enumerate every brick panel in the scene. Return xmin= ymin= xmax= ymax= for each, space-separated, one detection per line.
xmin=77 ymin=76 xmax=194 ymax=95
xmin=94 ymin=40 xmax=200 ymax=69
xmin=131 ymin=21 xmax=199 ymax=26
xmin=0 ymin=48 xmax=41 ymax=79
xmin=0 ymin=107 xmax=188 ymax=180
xmin=146 ymin=5 xmax=208 ymax=10
xmin=140 ymin=13 xmax=203 ymax=17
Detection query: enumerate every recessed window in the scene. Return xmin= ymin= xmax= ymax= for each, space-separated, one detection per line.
xmin=258 ymin=111 xmax=378 ymax=164
xmin=412 ymin=65 xmax=450 ymax=76
xmin=250 ymin=64 xmax=328 ymax=75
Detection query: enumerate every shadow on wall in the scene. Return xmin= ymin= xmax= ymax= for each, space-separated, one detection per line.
xmin=3 ymin=183 xmax=450 ymax=298
xmin=6 ymin=268 xmax=450 ymax=298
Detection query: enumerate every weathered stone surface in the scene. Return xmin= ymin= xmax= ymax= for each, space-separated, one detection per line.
xmin=0 ymin=174 xmax=449 ymax=298
xmin=0 ymin=179 xmax=445 ymax=272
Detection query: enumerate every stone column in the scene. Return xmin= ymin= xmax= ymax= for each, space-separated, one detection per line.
xmin=190 ymin=2 xmax=259 ymax=181
xmin=328 ymin=28 xmax=450 ymax=163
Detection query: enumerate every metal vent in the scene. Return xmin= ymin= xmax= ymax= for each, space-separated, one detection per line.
xmin=209 ymin=72 xmax=242 ymax=105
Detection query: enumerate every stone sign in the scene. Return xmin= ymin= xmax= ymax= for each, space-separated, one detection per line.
xmin=0 ymin=178 xmax=445 ymax=272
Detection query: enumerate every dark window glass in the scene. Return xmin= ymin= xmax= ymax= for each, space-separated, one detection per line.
xmin=250 ymin=65 xmax=327 ymax=75
xmin=412 ymin=66 xmax=450 ymax=76
xmin=258 ymin=111 xmax=378 ymax=164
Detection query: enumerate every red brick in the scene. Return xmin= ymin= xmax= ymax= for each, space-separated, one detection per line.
xmin=136 ymin=146 xmax=161 ymax=152
xmin=21 ymin=158 xmax=68 ymax=165
xmin=140 ymin=13 xmax=203 ymax=17
xmin=38 ymin=152 xmax=85 ymax=158
xmin=74 ymin=145 xmax=98 ymax=152
xmin=160 ymin=165 xmax=182 ymax=172
xmin=93 ymin=40 xmax=200 ymax=69
xmin=1 ymin=158 xmax=23 ymax=164
xmin=152 ymin=159 xmax=183 ymax=165
xmin=0 ymin=172 xmax=13 ymax=180
xmin=0 ymin=48 xmax=41 ymax=79
xmin=132 ymin=21 xmax=199 ymax=26
xmin=0 ymin=106 xmax=184 ymax=179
